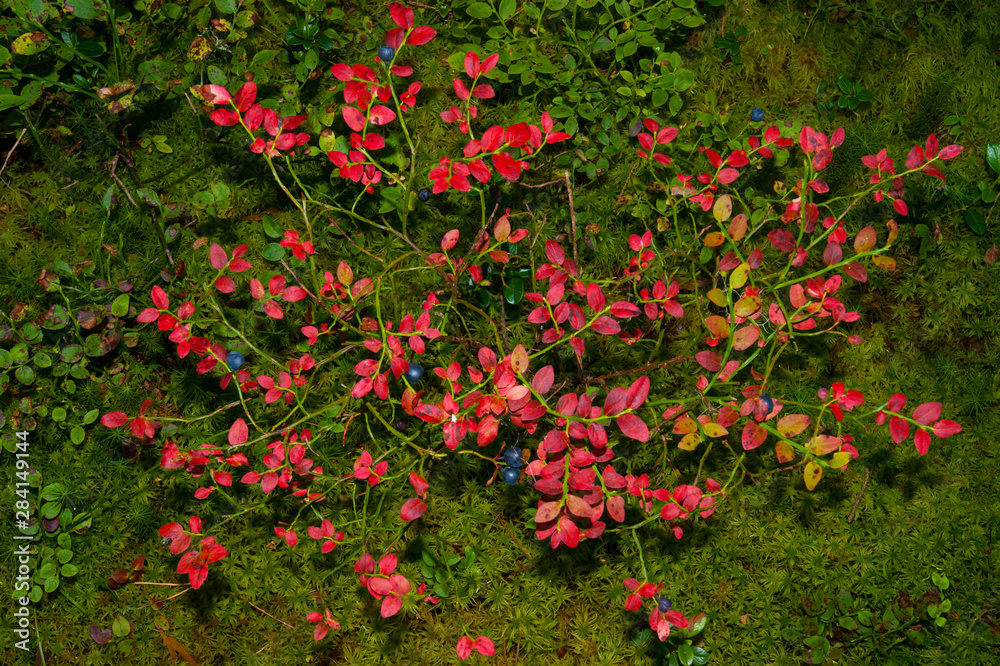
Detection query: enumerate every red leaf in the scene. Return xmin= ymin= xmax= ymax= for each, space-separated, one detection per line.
xmin=889 ymin=416 xmax=909 ymax=443
xmin=932 ymin=420 xmax=961 ymax=438
xmin=209 ymin=244 xmax=228 ymax=269
xmin=768 ymin=229 xmax=796 ymax=252
xmin=201 ymin=84 xmax=232 ymax=105
xmin=717 ymin=167 xmax=740 ymax=184
xmin=937 ymin=144 xmax=963 ymax=159
xmin=473 ymin=636 xmax=495 ymax=656
xmin=151 ymin=285 xmax=169 ymax=309
xmin=741 ymin=421 xmax=767 ymax=450
xmin=912 ymin=402 xmax=941 ymax=425
xmin=389 ymin=2 xmax=413 ymax=28
xmin=617 ymin=413 xmax=649 ymax=441
xmin=695 ymin=351 xmax=722 ymax=372
xmin=532 ymin=366 xmax=555 ymax=394
xmin=626 ymin=376 xmax=650 ymax=410
xmin=342 ymin=106 xmax=366 ymax=132
xmin=369 ymin=105 xmax=396 ymax=126
xmin=441 ymin=229 xmax=459 ymax=251
xmin=609 ymin=301 xmax=641 ymax=318
xmin=228 ymin=418 xmax=248 ymax=446
xmin=913 ymin=429 xmax=931 ymax=455
xmin=409 ymin=472 xmax=429 ymax=497
xmin=492 ymin=152 xmax=524 ymax=180
xmin=456 ymin=637 xmax=473 ymax=660
xmin=406 ymin=26 xmax=436 ymax=46
xmin=545 ymin=241 xmax=565 ymax=266
xmin=400 ymin=497 xmax=427 ymax=521
xmin=603 ymin=387 xmax=627 ymax=416
xmin=415 ymin=404 xmax=446 ymax=424
xmin=380 ymin=595 xmax=403 ymax=618
xmin=100 ymin=411 xmax=128 ymax=428
xmin=607 ymin=495 xmax=625 ymax=522
xmin=843 ymin=262 xmax=867 ymax=282
xmin=263 ymin=301 xmax=284 ymax=319
xmin=592 ymin=316 xmax=621 ymax=335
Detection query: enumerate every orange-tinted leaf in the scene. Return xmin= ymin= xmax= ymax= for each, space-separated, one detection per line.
xmin=872 ymin=255 xmax=896 ymax=271
xmin=741 ymin=421 xmax=767 ymax=450
xmin=677 ymin=432 xmax=701 ymax=451
xmin=854 ymin=226 xmax=877 ymax=253
xmin=733 ymin=295 xmax=762 ymax=317
xmin=510 ymin=344 xmax=529 ymax=374
xmin=728 ymin=213 xmax=747 ymax=241
xmin=606 ymin=495 xmax=625 ymax=522
xmin=807 ymin=434 xmax=841 ymax=456
xmin=566 ymin=494 xmax=592 ymax=519
xmin=704 ymin=315 xmax=730 ymax=339
xmin=704 ymin=232 xmax=725 ymax=247
xmin=803 ymin=461 xmax=822 ymax=490
xmin=732 ymin=325 xmax=759 ymax=350
xmin=775 ymin=440 xmax=795 ymax=463
xmin=672 ymin=415 xmax=698 ymax=434
xmin=777 ymin=413 xmax=811 ymax=437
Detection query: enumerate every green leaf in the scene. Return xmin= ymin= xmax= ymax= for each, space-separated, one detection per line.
xmin=71 ymin=426 xmax=86 ymax=445
xmin=262 ymin=243 xmax=286 ymax=261
xmin=112 ymin=615 xmax=131 ymax=638
xmin=466 ymin=2 xmax=492 ymax=18
xmin=964 ymin=209 xmax=986 ymax=235
xmin=41 ymin=483 xmax=65 ymax=501
xmin=262 ymin=215 xmax=283 ymax=238
xmin=58 ymin=533 xmax=71 ymax=549
xmin=43 ymin=575 xmax=59 ymax=593
xmin=57 ymin=548 xmax=73 ymax=564
xmin=15 ymin=365 xmax=35 ymax=385
xmin=678 ymin=643 xmax=695 ymax=666
xmin=52 ymin=407 xmax=67 ymax=422
xmin=986 ymin=143 xmax=1000 ymax=176
xmin=214 ymin=0 xmax=235 ymax=13
xmin=64 ymin=0 xmax=104 ymax=19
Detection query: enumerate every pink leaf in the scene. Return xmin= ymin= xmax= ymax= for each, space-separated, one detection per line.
xmin=617 ymin=413 xmax=649 ymax=442
xmin=400 ymin=497 xmax=427 ymax=521
xmin=228 ymin=418 xmax=248 ymax=446
xmin=473 ymin=637 xmax=496 ymax=656
xmin=342 ymin=106 xmax=366 ymax=132
xmin=100 ymin=412 xmax=128 ymax=428
xmin=912 ymin=402 xmax=942 ymax=425
xmin=932 ymin=420 xmax=961 ymax=438
xmin=913 ymin=429 xmax=931 ymax=455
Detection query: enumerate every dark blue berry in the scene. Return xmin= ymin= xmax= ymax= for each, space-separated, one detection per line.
xmin=503 ymin=448 xmax=523 ymax=468
xmin=760 ymin=393 xmax=774 ymax=414
xmin=404 ymin=362 xmax=423 ymax=384
xmin=378 ymin=45 xmax=395 ymax=63
xmin=418 ymin=188 xmax=431 ymax=202
xmin=226 ymin=351 xmax=244 ymax=371
xmin=501 ymin=467 xmax=521 ymax=485
xmin=750 ymin=107 xmax=765 ymax=122
xmin=656 ymin=596 xmax=672 ymax=612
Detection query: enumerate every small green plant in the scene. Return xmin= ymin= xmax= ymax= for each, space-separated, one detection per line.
xmin=815 ymin=76 xmax=873 ymax=118
xmin=714 ymin=26 xmax=748 ymax=65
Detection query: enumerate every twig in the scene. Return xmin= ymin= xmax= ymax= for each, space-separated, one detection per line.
xmin=613 ymin=161 xmax=639 ymax=212
xmin=563 ymin=170 xmax=579 ymax=264
xmin=0 ymin=127 xmax=27 ymax=178
xmin=280 ymin=258 xmax=319 ymax=303
xmin=847 ymin=466 xmax=870 ymax=523
xmin=230 ymin=592 xmax=295 ymax=629
xmin=577 ymin=356 xmax=691 ymax=385
xmin=133 ymin=581 xmax=183 ymax=586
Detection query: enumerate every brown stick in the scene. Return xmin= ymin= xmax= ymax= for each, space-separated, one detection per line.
xmin=230 ymin=592 xmax=295 ymax=629
xmin=847 ymin=466 xmax=870 ymax=523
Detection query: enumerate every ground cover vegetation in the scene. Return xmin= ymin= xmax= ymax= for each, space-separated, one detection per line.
xmin=1 ymin=0 xmax=999 ymax=664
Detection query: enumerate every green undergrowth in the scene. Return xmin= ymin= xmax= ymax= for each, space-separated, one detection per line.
xmin=1 ymin=0 xmax=999 ymax=664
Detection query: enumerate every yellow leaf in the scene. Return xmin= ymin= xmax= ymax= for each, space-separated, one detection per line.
xmin=704 ymin=232 xmax=725 ymax=247
xmin=730 ymin=262 xmax=750 ymax=289
xmin=677 ymin=432 xmax=701 ymax=451
xmin=733 ymin=295 xmax=762 ymax=317
xmin=829 ymin=451 xmax=850 ymax=468
xmin=712 ymin=194 xmax=732 ymax=222
xmin=775 ymin=440 xmax=795 ymax=463
xmin=707 ymin=288 xmax=727 ymax=307
xmin=803 ymin=461 xmax=822 ymax=491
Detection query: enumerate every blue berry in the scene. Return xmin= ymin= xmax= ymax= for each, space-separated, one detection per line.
xmin=656 ymin=596 xmax=672 ymax=613
xmin=503 ymin=448 xmax=523 ymax=468
xmin=418 ymin=188 xmax=431 ymax=202
xmin=750 ymin=107 xmax=765 ymax=122
xmin=760 ymin=393 xmax=774 ymax=414
xmin=501 ymin=467 xmax=521 ymax=485
xmin=378 ymin=45 xmax=395 ymax=63
xmin=404 ymin=362 xmax=423 ymax=384
xmin=226 ymin=351 xmax=244 ymax=371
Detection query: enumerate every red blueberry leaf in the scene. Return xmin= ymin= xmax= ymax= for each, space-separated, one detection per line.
xmin=695 ymin=351 xmax=722 ymax=372
xmin=565 ymin=494 xmax=592 ymax=519
xmin=228 ymin=418 xmax=248 ymax=446
xmin=768 ymin=229 xmax=796 ymax=252
xmin=937 ymin=145 xmax=963 ymax=159
xmin=409 ymin=472 xmax=429 ymax=497
xmin=456 ymin=636 xmax=473 ymax=660
xmin=932 ymin=420 xmax=961 ymax=438
xmin=369 ymin=105 xmax=396 ymax=126
xmin=441 ymin=229 xmax=459 ymax=251
xmin=912 ymin=402 xmax=942 ymax=425
xmin=342 ymin=106 xmax=366 ymax=132
xmin=854 ymin=226 xmax=877 ymax=253
xmin=536 ymin=500 xmax=561 ymax=523
xmin=889 ymin=416 xmax=910 ymax=443
xmin=209 ymin=244 xmax=228 ymax=269
xmin=617 ymin=413 xmax=649 ymax=441
xmin=407 ymin=26 xmax=436 ymax=46
xmin=592 ymin=316 xmax=621 ymax=335
xmin=263 ymin=301 xmax=284 ymax=319
xmin=415 ymin=404 xmax=446 ymax=424
xmin=626 ymin=376 xmax=650 ymax=410
xmin=843 ymin=262 xmax=867 ymax=282
xmin=741 ymin=421 xmax=767 ymax=450
xmin=473 ymin=636 xmax=495 ymax=656
xmin=733 ymin=295 xmax=762 ymax=317
xmin=609 ymin=301 xmax=641 ymax=318
xmin=913 ymin=429 xmax=931 ymax=456
xmin=101 ymin=411 xmax=128 ymax=428
xmin=151 ymin=285 xmax=169 ymax=309
xmin=606 ymin=495 xmax=625 ymax=522
xmin=531 ymin=366 xmax=555 ymax=394
xmin=603 ymin=387 xmax=627 ymax=416
xmin=717 ymin=167 xmax=740 ymax=184
xmin=704 ymin=316 xmax=730 ymax=339
xmin=545 ymin=241 xmax=565 ymax=266
xmin=400 ymin=498 xmax=427 ymax=521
